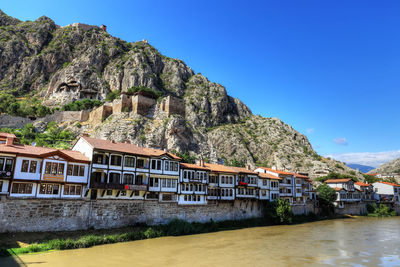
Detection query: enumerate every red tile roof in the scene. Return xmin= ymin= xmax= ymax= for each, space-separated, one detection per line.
xmin=204 ymin=163 xmax=239 ymax=174
xmin=258 ymin=172 xmax=282 ymax=180
xmin=381 ymin=181 xmax=400 ymax=187
xmin=228 ymin=166 xmax=257 ymax=175
xmin=0 ymin=143 xmax=89 ymax=162
xmin=257 ymin=167 xmax=293 ymax=176
xmin=180 ymin=162 xmax=210 ymax=171
xmin=256 ymin=167 xmax=309 ymax=179
xmin=81 ymin=136 xmax=180 ymax=160
xmin=355 ymin=182 xmax=370 ymax=187
xmin=333 ymin=187 xmax=345 ymax=191
xmin=325 ymin=178 xmax=352 ymax=183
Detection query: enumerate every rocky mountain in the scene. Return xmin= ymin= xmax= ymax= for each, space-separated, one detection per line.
xmin=0 ymin=10 xmax=361 ymax=179
xmin=370 ymin=158 xmax=400 ymax=174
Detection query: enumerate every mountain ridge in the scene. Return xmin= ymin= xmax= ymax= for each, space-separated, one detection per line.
xmin=0 ymin=11 xmax=361 ymax=179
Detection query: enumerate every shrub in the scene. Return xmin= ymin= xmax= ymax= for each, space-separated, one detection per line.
xmin=62 ymin=99 xmax=103 ymax=111
xmin=263 ymin=199 xmax=293 ymax=224
xmin=367 ymin=204 xmax=396 ymax=217
xmin=127 ymin=86 xmax=162 ymax=99
xmin=106 ymin=90 xmax=121 ymax=102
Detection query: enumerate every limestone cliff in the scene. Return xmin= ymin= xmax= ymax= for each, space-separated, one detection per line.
xmin=0 ymin=11 xmax=359 ymax=179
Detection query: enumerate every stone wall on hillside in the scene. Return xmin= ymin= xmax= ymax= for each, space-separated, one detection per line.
xmin=0 ymin=114 xmax=32 ymax=128
xmin=0 ymin=198 xmax=263 ymax=233
xmin=39 ymin=110 xmax=90 ymax=123
xmin=292 ymin=203 xmax=318 ymax=215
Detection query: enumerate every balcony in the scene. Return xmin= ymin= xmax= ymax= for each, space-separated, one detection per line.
xmin=124 ymin=184 xmax=148 ymax=191
xmin=0 ymin=170 xmax=12 ymax=179
xmin=90 ymin=182 xmax=124 ymax=190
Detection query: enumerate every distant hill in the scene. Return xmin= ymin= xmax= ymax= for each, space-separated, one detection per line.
xmin=369 ymin=158 xmax=400 ymax=174
xmin=346 ymin=164 xmax=375 ymax=173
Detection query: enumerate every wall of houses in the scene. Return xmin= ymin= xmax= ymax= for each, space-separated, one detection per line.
xmin=0 ymin=198 xmax=264 ymax=233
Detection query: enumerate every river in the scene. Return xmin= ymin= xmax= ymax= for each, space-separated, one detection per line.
xmin=1 ymin=217 xmax=400 ymax=267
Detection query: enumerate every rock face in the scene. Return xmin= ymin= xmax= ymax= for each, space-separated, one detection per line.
xmin=370 ymin=158 xmax=400 ymax=174
xmin=0 ymin=11 xmax=359 ymax=179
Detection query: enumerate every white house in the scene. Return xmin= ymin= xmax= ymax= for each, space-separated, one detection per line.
xmin=204 ymin=163 xmax=237 ymax=201
xmin=229 ymin=166 xmax=258 ymax=200
xmin=178 ymin=161 xmax=209 ymax=205
xmin=0 ymin=132 xmax=90 ymax=199
xmin=256 ymin=172 xmax=281 ymax=201
xmin=372 ymin=181 xmax=400 ymax=203
xmin=325 ymin=179 xmax=361 ymax=207
xmin=72 ymin=134 xmax=181 ymax=202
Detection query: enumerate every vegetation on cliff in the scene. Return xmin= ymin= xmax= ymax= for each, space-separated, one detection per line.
xmin=0 ymin=122 xmax=75 ymax=148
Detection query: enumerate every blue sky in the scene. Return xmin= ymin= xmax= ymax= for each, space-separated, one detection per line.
xmin=2 ymin=1 xmax=399 ymax=167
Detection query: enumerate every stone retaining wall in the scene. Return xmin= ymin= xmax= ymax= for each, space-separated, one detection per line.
xmin=334 ymin=203 xmax=367 ymax=215
xmin=0 ymin=198 xmax=264 ymax=233
xmin=292 ymin=203 xmax=318 ymax=215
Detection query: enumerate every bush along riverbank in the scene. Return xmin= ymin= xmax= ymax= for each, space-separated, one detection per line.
xmin=366 ymin=203 xmax=397 ymax=217
xmin=0 ymin=200 xmax=328 ymax=257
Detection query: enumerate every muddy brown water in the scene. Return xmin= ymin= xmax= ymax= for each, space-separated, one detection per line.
xmin=1 ymin=217 xmax=400 ymax=267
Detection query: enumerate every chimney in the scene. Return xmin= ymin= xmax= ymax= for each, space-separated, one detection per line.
xmin=126 ymin=140 xmax=131 ymax=144
xmin=111 ymin=140 xmax=116 ymax=143
xmin=6 ymin=136 xmax=14 ymax=146
xmin=82 ymin=133 xmax=89 ymax=137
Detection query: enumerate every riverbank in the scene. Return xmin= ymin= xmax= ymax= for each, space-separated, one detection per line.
xmin=1 ymin=213 xmax=328 ymax=257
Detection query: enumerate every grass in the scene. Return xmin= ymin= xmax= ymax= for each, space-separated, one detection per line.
xmin=0 ymin=215 xmax=324 ymax=257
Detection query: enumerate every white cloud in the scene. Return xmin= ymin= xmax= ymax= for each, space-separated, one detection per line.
xmin=333 ymin=137 xmax=348 ymax=146
xmin=326 ymin=150 xmax=400 ymax=168
xmin=306 ymin=128 xmax=314 ymax=134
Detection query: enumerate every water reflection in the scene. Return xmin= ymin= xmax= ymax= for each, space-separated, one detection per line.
xmin=1 ymin=217 xmax=399 ymax=267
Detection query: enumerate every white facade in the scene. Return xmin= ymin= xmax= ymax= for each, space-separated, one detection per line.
xmin=372 ymin=182 xmax=400 ymax=203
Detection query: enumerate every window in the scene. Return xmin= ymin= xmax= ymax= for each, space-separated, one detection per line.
xmin=161 ymin=179 xmax=177 ymax=188
xmin=296 ymin=188 xmax=301 ymax=194
xmin=149 ymin=178 xmax=159 ymax=187
xmin=29 ymin=161 xmax=37 ymax=173
xmin=40 ymin=184 xmax=59 ymax=195
xmin=0 ymin=158 xmax=3 ymax=170
xmin=151 ymin=160 xmax=162 ymax=170
xmin=110 ymin=155 xmax=122 ymax=166
xmin=109 ymin=173 xmax=121 ymax=184
xmin=0 ymin=181 xmax=3 ymax=191
xmin=123 ymin=173 xmax=134 ymax=184
xmin=68 ymin=164 xmax=85 ymax=177
xmin=209 ymin=175 xmax=218 ymax=183
xmin=64 ymin=185 xmax=82 ymax=195
xmin=106 ymin=190 xmax=113 ymax=196
xmin=21 ymin=160 xmax=36 ymax=173
xmin=137 ymin=159 xmax=146 ymax=168
xmin=93 ymin=154 xmax=105 ymax=164
xmin=5 ymin=158 xmax=13 ymax=171
xmin=263 ymin=179 xmax=268 ymax=186
xmin=45 ymin=162 xmax=51 ymax=174
xmin=44 ymin=162 xmax=64 ymax=175
xmin=21 ymin=160 xmax=29 ymax=172
xmin=135 ymin=175 xmax=143 ymax=185
xmin=125 ymin=157 xmax=135 ymax=168
xmin=271 ymin=193 xmax=278 ymax=200
xmin=58 ymin=163 xmax=65 ymax=175
xmin=11 ymin=183 xmax=33 ymax=194
xmin=165 ymin=161 xmax=169 ymax=171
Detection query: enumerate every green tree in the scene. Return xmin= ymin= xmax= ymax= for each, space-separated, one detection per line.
xmin=274 ymin=199 xmax=293 ymax=224
xmin=317 ymin=184 xmax=336 ymax=215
